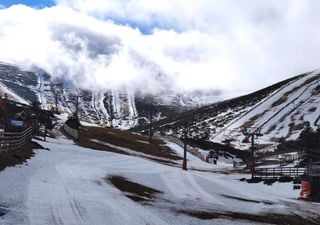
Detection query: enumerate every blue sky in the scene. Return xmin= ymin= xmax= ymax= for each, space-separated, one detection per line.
xmin=1 ymin=0 xmax=55 ymax=8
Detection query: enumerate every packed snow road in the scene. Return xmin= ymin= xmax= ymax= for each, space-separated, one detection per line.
xmin=0 ymin=135 xmax=319 ymax=225
xmin=0 ymin=137 xmax=171 ymax=225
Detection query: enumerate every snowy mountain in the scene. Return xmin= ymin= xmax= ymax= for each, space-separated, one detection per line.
xmin=0 ymin=62 xmax=220 ymax=129
xmin=3 ymin=61 xmax=320 ymax=149
xmin=134 ymin=70 xmax=320 ymax=150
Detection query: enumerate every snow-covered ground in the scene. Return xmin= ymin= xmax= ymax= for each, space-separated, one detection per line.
xmin=0 ymin=81 xmax=29 ymax=104
xmin=165 ymin=141 xmax=236 ymax=171
xmin=0 ymin=133 xmax=319 ymax=225
xmin=212 ymin=71 xmax=320 ymax=149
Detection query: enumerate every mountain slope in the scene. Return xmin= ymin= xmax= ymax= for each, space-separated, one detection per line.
xmin=133 ymin=71 xmax=320 ymax=150
xmin=0 ymin=62 xmax=220 ymax=129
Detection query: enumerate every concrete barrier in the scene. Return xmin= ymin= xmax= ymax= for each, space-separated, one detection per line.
xmin=63 ymin=124 xmax=79 ymax=140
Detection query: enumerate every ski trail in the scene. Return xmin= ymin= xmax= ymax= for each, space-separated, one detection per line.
xmin=160 ymin=171 xmax=224 ymax=206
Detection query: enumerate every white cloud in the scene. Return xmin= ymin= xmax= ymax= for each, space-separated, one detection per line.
xmin=0 ymin=1 xmax=320 ymax=98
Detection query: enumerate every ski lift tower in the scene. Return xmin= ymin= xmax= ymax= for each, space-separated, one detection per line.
xmin=242 ymin=127 xmax=263 ymax=179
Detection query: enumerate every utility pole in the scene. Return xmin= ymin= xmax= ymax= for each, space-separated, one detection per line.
xmin=182 ymin=127 xmax=188 ymax=171
xmin=148 ymin=107 xmax=153 ymax=142
xmin=55 ymin=92 xmax=58 ymax=111
xmin=75 ymin=94 xmax=81 ymax=119
xmin=53 ymin=90 xmax=59 ymax=113
xmin=243 ymin=127 xmax=263 ymax=179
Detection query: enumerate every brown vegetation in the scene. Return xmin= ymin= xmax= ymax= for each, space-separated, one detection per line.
xmin=64 ymin=126 xmax=182 ymax=164
xmin=285 ymin=122 xmax=306 ymax=139
xmin=308 ymin=107 xmax=317 ymax=113
xmin=241 ymin=112 xmax=266 ymax=130
xmin=266 ymin=124 xmax=277 ymax=134
xmin=222 ymin=194 xmax=273 ymax=205
xmin=271 ymin=96 xmax=289 ymax=107
xmin=107 ymin=176 xmax=162 ymax=202
xmin=0 ymin=141 xmax=43 ymax=171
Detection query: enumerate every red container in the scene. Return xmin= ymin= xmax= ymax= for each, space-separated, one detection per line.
xmin=300 ymin=180 xmax=311 ymax=199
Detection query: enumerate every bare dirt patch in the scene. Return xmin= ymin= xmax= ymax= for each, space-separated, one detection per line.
xmin=107 ymin=176 xmax=163 ymax=202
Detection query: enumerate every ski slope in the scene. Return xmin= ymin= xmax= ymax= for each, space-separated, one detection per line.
xmin=0 ymin=133 xmax=318 ymax=225
xmin=212 ymin=71 xmax=320 ymax=148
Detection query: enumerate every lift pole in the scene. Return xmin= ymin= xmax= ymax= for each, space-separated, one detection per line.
xmin=148 ymin=107 xmax=153 ymax=142
xmin=243 ymin=127 xmax=263 ymax=179
xmin=182 ymin=128 xmax=188 ymax=170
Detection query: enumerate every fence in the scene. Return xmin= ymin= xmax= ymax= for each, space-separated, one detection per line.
xmin=233 ymin=161 xmax=247 ymax=168
xmin=308 ymin=166 xmax=320 ymax=177
xmin=279 ymin=153 xmax=301 ymax=166
xmin=0 ymin=127 xmax=33 ymax=152
xmin=63 ymin=124 xmax=79 ymax=140
xmin=253 ymin=167 xmax=306 ymax=180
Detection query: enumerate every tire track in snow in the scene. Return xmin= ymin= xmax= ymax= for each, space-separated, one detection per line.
xmin=160 ymin=171 xmax=224 ymax=206
xmin=27 ymin=139 xmax=170 ymax=225
xmin=50 ymin=211 xmax=63 ymax=225
xmin=69 ymin=198 xmax=88 ymax=224
xmin=185 ymin=173 xmax=225 ymax=206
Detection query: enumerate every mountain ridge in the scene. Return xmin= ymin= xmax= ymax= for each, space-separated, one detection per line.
xmin=133 ymin=70 xmax=320 ymax=150
xmin=1 ymin=62 xmax=319 ymax=150
xmin=0 ymin=62 xmax=219 ymax=129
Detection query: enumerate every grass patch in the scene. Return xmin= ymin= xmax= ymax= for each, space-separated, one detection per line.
xmin=0 ymin=141 xmax=43 ymax=171
xmin=285 ymin=122 xmax=306 ymax=139
xmin=308 ymin=107 xmax=317 ymax=113
xmin=68 ymin=126 xmax=182 ymax=164
xmin=246 ymin=177 xmax=262 ymax=183
xmin=271 ymin=96 xmax=289 ymax=107
xmin=266 ymin=124 xmax=277 ymax=134
xmin=107 ymin=176 xmax=163 ymax=202
xmin=241 ymin=112 xmax=266 ymax=129
xmin=222 ymin=194 xmax=274 ymax=205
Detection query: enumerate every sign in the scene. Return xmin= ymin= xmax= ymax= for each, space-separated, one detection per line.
xmin=10 ymin=120 xmax=24 ymax=127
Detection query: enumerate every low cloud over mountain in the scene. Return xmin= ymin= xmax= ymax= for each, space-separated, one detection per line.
xmin=1 ymin=1 xmax=320 ymax=98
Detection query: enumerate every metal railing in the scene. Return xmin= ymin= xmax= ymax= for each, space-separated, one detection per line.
xmin=253 ymin=167 xmax=306 ymax=180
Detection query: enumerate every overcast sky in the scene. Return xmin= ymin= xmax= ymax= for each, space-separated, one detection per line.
xmin=0 ymin=0 xmax=319 ymax=98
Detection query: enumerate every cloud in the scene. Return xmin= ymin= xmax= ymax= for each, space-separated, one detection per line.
xmin=0 ymin=1 xmax=320 ymax=99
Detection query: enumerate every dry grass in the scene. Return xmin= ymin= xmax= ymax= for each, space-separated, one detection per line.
xmin=65 ymin=126 xmax=182 ymax=164
xmin=0 ymin=141 xmax=43 ymax=171
xmin=266 ymin=124 xmax=277 ymax=134
xmin=308 ymin=107 xmax=317 ymax=113
xmin=270 ymin=75 xmax=319 ymax=109
xmin=241 ymin=112 xmax=266 ymax=130
xmin=271 ymin=96 xmax=289 ymax=107
xmin=106 ymin=176 xmax=319 ymax=225
xmin=107 ymin=176 xmax=162 ymax=202
xmin=285 ymin=122 xmax=306 ymax=139
xmin=222 ymin=194 xmax=273 ymax=205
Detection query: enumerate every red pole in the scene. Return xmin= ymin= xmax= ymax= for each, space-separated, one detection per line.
xmin=182 ymin=130 xmax=187 ymax=170
xmin=251 ymin=134 xmax=255 ymax=178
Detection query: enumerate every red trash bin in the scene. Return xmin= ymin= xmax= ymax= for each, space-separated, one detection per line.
xmin=300 ymin=180 xmax=312 ymax=200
